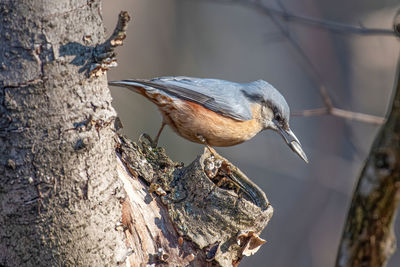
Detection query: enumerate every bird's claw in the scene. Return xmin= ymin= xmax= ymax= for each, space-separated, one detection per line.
xmin=139 ymin=133 xmax=158 ymax=148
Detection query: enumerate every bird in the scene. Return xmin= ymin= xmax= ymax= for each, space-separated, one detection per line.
xmin=109 ymin=76 xmax=308 ymax=163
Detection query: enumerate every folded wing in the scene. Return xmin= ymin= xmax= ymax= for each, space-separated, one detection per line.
xmin=109 ymin=76 xmax=253 ymax=121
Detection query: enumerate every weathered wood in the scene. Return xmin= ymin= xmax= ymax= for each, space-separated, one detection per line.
xmin=117 ymin=136 xmax=273 ymax=266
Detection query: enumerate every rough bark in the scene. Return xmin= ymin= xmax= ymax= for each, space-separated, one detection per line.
xmin=0 ymin=1 xmax=273 ymax=266
xmin=0 ymin=1 xmax=127 ymax=265
xmin=335 ymin=58 xmax=400 ymax=266
xmin=117 ymin=136 xmax=273 ymax=266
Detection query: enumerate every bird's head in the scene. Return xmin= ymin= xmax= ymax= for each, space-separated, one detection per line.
xmin=243 ymin=80 xmax=308 ymax=163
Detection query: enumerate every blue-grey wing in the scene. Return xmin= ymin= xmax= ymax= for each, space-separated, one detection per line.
xmin=113 ymin=76 xmax=253 ymax=121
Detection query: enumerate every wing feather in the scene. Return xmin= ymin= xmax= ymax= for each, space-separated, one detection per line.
xmin=110 ymin=77 xmax=253 ymax=121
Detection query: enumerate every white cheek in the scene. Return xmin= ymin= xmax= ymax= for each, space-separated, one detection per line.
xmin=261 ymin=107 xmax=276 ymax=130
xmin=264 ymin=120 xmax=277 ymax=130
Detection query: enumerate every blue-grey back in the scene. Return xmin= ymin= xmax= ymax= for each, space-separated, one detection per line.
xmin=150 ymin=77 xmax=253 ymax=121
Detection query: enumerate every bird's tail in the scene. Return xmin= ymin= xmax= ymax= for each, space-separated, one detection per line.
xmin=108 ymin=80 xmax=149 ymax=96
xmin=108 ymin=80 xmax=175 ymax=106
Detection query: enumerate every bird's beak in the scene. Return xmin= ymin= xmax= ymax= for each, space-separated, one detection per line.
xmin=275 ymin=124 xmax=308 ymax=163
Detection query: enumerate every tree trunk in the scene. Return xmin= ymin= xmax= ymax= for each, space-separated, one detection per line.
xmin=0 ymin=1 xmax=127 ymax=265
xmin=1 ymin=1 xmax=273 ymax=266
xmin=335 ymin=58 xmax=400 ymax=266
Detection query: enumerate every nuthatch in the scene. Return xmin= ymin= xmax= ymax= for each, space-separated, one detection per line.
xmin=109 ymin=76 xmax=308 ymax=163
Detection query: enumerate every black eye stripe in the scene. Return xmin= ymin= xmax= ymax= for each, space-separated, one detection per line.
xmin=265 ymin=102 xmax=283 ymax=121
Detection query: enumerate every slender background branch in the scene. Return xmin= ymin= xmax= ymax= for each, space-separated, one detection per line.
xmin=201 ymin=0 xmax=398 ymax=125
xmin=207 ymin=0 xmax=399 ymax=36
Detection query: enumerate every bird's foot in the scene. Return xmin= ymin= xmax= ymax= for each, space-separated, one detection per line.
xmin=206 ymin=145 xmax=217 ymax=157
xmin=195 ymin=134 xmax=220 ymax=159
xmin=205 ymin=146 xmax=228 ymax=163
xmin=139 ymin=133 xmax=158 ymax=148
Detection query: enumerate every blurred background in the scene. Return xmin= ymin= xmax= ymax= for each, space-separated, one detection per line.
xmin=103 ymin=0 xmax=400 ymax=266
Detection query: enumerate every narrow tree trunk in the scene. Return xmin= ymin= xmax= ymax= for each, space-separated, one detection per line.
xmin=0 ymin=1 xmax=126 ymax=265
xmin=335 ymin=58 xmax=400 ymax=266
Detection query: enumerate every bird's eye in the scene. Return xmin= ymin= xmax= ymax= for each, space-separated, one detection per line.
xmin=275 ymin=113 xmax=281 ymax=121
